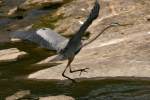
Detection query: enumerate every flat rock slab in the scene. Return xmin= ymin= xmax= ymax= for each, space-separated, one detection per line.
xmin=29 ymin=29 xmax=150 ymax=80
xmin=21 ymin=0 xmax=64 ymax=9
xmin=5 ymin=90 xmax=30 ymax=100
xmin=36 ymin=55 xmax=66 ymax=66
xmin=28 ymin=0 xmax=150 ymax=81
xmin=0 ymin=48 xmax=27 ymax=62
xmin=6 ymin=90 xmax=74 ymax=100
xmin=39 ymin=95 xmax=75 ymax=100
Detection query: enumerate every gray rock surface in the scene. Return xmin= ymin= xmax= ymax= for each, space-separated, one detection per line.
xmin=7 ymin=6 xmax=18 ymax=16
xmin=29 ymin=24 xmax=150 ymax=80
xmin=54 ymin=0 xmax=150 ymax=36
xmin=5 ymin=90 xmax=74 ymax=100
xmin=5 ymin=90 xmax=30 ymax=100
xmin=28 ymin=0 xmax=150 ymax=81
xmin=39 ymin=95 xmax=75 ymax=100
xmin=21 ymin=0 xmax=64 ymax=9
xmin=0 ymin=48 xmax=27 ymax=62
xmin=0 ymin=0 xmax=2 ymax=5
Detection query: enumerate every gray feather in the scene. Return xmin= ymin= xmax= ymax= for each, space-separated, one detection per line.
xmin=10 ymin=28 xmax=68 ymax=52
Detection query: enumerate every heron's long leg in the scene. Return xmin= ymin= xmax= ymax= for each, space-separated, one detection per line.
xmin=68 ymin=57 xmax=89 ymax=76
xmin=62 ymin=58 xmax=76 ymax=83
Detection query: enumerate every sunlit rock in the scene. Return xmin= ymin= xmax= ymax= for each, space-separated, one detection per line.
xmin=39 ymin=95 xmax=75 ymax=100
xmin=145 ymin=15 xmax=150 ymax=21
xmin=29 ymin=23 xmax=150 ymax=80
xmin=53 ymin=0 xmax=149 ymax=36
xmin=0 ymin=48 xmax=27 ymax=62
xmin=5 ymin=90 xmax=30 ymax=100
xmin=10 ymin=38 xmax=22 ymax=42
xmin=28 ymin=0 xmax=150 ymax=81
xmin=20 ymin=0 xmax=64 ymax=9
xmin=7 ymin=6 xmax=18 ymax=16
xmin=35 ymin=55 xmax=66 ymax=66
xmin=0 ymin=0 xmax=3 ymax=5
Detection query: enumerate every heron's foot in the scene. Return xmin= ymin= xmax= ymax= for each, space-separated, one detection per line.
xmin=62 ymin=72 xmax=76 ymax=83
xmin=70 ymin=67 xmax=89 ymax=76
xmin=79 ymin=68 xmax=89 ymax=76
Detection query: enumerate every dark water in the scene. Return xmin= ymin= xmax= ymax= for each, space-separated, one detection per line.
xmin=0 ymin=42 xmax=150 ymax=100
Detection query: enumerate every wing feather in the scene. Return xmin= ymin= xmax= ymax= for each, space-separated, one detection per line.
xmin=10 ymin=28 xmax=68 ymax=52
xmin=60 ymin=0 xmax=100 ymax=56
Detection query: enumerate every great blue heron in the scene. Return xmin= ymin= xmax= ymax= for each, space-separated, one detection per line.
xmin=10 ymin=0 xmax=130 ymax=82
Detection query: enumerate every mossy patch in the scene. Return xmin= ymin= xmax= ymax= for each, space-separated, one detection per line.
xmin=33 ymin=13 xmax=63 ymax=29
xmin=31 ymin=0 xmax=74 ymax=29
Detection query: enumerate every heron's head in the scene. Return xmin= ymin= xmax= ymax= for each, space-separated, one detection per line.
xmin=110 ymin=22 xmax=133 ymax=27
xmin=110 ymin=22 xmax=120 ymax=26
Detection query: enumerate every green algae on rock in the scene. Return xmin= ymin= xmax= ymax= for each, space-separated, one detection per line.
xmin=33 ymin=14 xmax=63 ymax=29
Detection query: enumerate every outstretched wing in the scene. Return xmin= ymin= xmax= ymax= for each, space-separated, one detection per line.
xmin=10 ymin=28 xmax=68 ymax=52
xmin=71 ymin=0 xmax=100 ymax=40
xmin=61 ymin=0 xmax=100 ymax=55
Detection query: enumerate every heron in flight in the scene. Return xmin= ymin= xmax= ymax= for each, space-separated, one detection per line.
xmin=10 ymin=0 xmax=129 ymax=82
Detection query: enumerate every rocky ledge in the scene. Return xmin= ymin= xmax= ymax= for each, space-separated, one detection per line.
xmin=6 ymin=90 xmax=75 ymax=100
xmin=6 ymin=90 xmax=31 ymax=100
xmin=0 ymin=48 xmax=27 ymax=62
xmin=20 ymin=0 xmax=64 ymax=9
xmin=28 ymin=0 xmax=150 ymax=81
xmin=39 ymin=95 xmax=75 ymax=100
xmin=29 ymin=24 xmax=150 ymax=81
